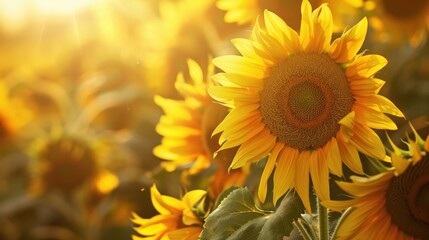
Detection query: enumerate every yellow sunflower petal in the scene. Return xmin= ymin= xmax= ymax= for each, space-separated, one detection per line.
xmin=325 ymin=137 xmax=343 ymax=177
xmin=273 ymin=146 xmax=299 ymax=204
xmin=349 ymin=123 xmax=386 ymax=160
xmin=346 ymin=54 xmax=387 ymax=79
xmin=169 ymin=227 xmax=202 ymax=240
xmin=353 ymin=104 xmax=397 ymax=130
xmin=208 ymin=86 xmax=259 ymax=104
xmin=212 ymin=104 xmax=259 ymax=137
xmin=156 ymin=124 xmax=201 ymax=138
xmin=258 ymin=142 xmax=284 ymax=203
xmin=354 ymin=95 xmax=405 ymax=118
xmin=217 ymin=120 xmax=264 ymax=152
xmin=263 ymin=10 xmax=301 ymax=54
xmin=182 ymin=209 xmax=202 ymax=226
xmin=337 ymin=136 xmax=364 ymax=174
xmin=295 ymin=151 xmax=312 ymax=213
xmin=337 ymin=172 xmax=393 ymax=197
xmin=310 ymin=4 xmax=333 ymax=53
xmin=408 ymin=140 xmax=422 ymax=165
xmin=321 ymin=198 xmax=359 ymax=212
xmin=231 ymin=38 xmax=261 ymax=61
xmin=300 ymin=0 xmax=314 ymax=51
xmin=309 ymin=149 xmax=330 ymax=200
xmin=154 ymin=96 xmax=195 ymax=121
xmin=187 ymin=59 xmax=204 ymax=85
xmin=345 ymin=204 xmax=388 ymax=240
xmin=219 ymin=114 xmax=262 ymax=142
xmin=212 ymin=55 xmax=267 ymax=78
xmin=349 ymin=78 xmax=385 ymax=96
xmin=329 ymin=17 xmax=368 ymax=63
xmin=154 ymin=145 xmax=203 ymax=156
xmin=338 ymin=111 xmax=356 ymax=141
xmin=391 ymin=153 xmax=411 ymax=175
xmin=134 ymin=217 xmax=171 ymax=236
xmin=151 ymin=185 xmax=184 ymax=215
xmin=337 ymin=198 xmax=386 ymax=238
xmin=133 ymin=216 xmax=176 ymax=237
xmin=373 ymin=213 xmax=394 ymax=239
xmin=229 ymin=128 xmax=276 ymax=169
xmin=211 ymin=72 xmax=264 ymax=89
xmin=154 ymin=145 xmax=198 ymax=163
xmin=182 ymin=190 xmax=206 ymax=209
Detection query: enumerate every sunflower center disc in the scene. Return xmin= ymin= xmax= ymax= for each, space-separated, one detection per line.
xmin=40 ymin=137 xmax=97 ymax=192
xmin=386 ymin=156 xmax=429 ymax=239
xmin=382 ymin=0 xmax=429 ymax=19
xmin=260 ymin=53 xmax=353 ymax=151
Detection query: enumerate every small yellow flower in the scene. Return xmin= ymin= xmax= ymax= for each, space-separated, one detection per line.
xmin=323 ymin=127 xmax=429 ymax=239
xmin=132 ymin=185 xmax=206 ymax=240
xmin=209 ymin=0 xmax=403 ymax=213
xmin=365 ymin=0 xmax=429 ymax=46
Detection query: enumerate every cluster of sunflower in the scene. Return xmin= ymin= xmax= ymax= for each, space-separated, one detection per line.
xmin=1 ymin=0 xmax=428 ymax=239
xmin=131 ymin=0 xmax=429 ymax=239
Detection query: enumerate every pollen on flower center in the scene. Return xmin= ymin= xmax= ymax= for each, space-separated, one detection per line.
xmin=260 ymin=53 xmax=353 ymax=151
xmin=382 ymin=0 xmax=429 ymax=19
xmin=284 ymin=78 xmax=332 ymax=128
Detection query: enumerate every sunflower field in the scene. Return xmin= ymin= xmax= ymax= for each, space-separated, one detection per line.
xmin=0 ymin=0 xmax=428 ymax=239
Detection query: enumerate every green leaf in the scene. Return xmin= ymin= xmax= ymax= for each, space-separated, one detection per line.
xmin=213 ymin=185 xmax=241 ymax=210
xmin=200 ymin=188 xmax=305 ymax=240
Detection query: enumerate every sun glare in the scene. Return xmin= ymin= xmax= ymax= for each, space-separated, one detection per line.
xmin=33 ymin=0 xmax=99 ymax=15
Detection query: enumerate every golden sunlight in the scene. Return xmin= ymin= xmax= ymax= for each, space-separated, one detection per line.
xmin=33 ymin=0 xmax=99 ymax=14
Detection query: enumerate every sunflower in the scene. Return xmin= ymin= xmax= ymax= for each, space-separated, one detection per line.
xmin=132 ymin=185 xmax=206 ymax=240
xmin=323 ymin=127 xmax=429 ymax=239
xmin=217 ymin=0 xmax=363 ymax=32
xmin=29 ymin=134 xmax=99 ymax=194
xmin=139 ymin=0 xmax=215 ymax=96
xmin=154 ymin=59 xmax=234 ymax=171
xmin=365 ymin=0 xmax=429 ymax=46
xmin=209 ymin=0 xmax=404 ymax=213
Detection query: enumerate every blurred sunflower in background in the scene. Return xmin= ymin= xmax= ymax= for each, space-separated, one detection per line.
xmin=28 ymin=131 xmax=116 ymax=196
xmin=132 ymin=185 xmax=206 ymax=240
xmin=324 ymin=126 xmax=429 ymax=239
xmin=217 ymin=0 xmax=363 ymax=32
xmin=0 ymin=80 xmax=32 ymax=147
xmin=364 ymin=0 xmax=429 ymax=47
xmin=209 ymin=0 xmax=403 ymax=212
xmin=140 ymin=0 xmax=217 ymax=97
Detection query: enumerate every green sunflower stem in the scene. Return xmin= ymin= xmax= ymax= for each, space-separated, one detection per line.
xmin=318 ymin=197 xmax=329 ymax=240
xmin=331 ymin=207 xmax=354 ymax=240
xmin=293 ymin=219 xmax=315 ymax=240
